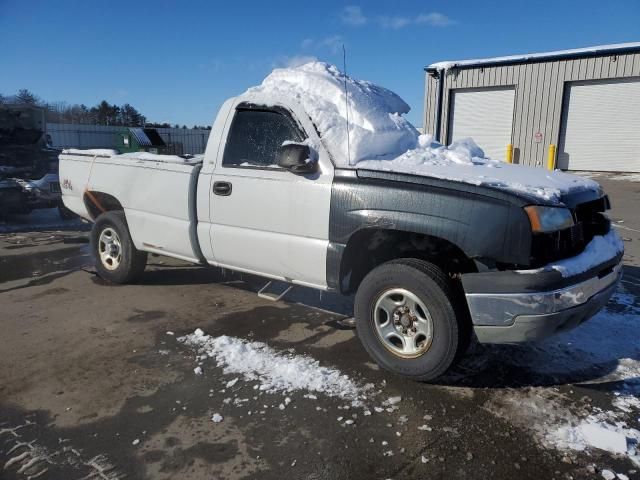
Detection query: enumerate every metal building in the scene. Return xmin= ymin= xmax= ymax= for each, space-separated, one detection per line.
xmin=423 ymin=42 xmax=640 ymax=172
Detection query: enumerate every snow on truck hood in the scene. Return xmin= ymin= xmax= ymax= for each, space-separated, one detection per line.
xmin=246 ymin=62 xmax=599 ymax=204
xmin=356 ymin=136 xmax=601 ymax=203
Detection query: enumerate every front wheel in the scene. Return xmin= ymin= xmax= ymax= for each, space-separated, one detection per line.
xmin=91 ymin=211 xmax=147 ymax=284
xmin=354 ymin=259 xmax=467 ymax=381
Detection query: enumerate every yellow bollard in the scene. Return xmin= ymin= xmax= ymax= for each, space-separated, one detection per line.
xmin=547 ymin=144 xmax=557 ymax=171
xmin=506 ymin=144 xmax=513 ymax=163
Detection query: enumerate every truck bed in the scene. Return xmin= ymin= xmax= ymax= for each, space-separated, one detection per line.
xmin=59 ymin=149 xmax=205 ymax=262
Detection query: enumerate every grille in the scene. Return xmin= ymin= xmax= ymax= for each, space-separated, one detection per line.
xmin=530 ymin=196 xmax=610 ymax=267
xmin=50 ymin=182 xmax=61 ymax=193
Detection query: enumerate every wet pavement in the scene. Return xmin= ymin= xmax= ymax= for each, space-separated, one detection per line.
xmin=1 ymin=178 xmax=639 ymax=480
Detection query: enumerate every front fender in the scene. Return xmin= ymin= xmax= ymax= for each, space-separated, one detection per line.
xmin=326 ymin=170 xmax=533 ymax=290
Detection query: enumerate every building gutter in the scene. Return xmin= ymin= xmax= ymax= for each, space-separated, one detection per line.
xmin=424 ymin=43 xmax=640 ymax=71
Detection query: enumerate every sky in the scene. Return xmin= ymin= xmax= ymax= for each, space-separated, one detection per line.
xmin=1 ymin=0 xmax=639 ymax=127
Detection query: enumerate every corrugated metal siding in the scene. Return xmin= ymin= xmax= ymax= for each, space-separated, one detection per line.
xmin=423 ymin=74 xmax=438 ymax=136
xmin=424 ymin=51 xmax=640 ymax=168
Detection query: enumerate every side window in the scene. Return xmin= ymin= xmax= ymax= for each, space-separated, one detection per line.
xmin=222 ymin=109 xmax=304 ymax=167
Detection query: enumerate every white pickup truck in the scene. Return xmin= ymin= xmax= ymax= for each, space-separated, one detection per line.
xmin=60 ymin=62 xmax=623 ymax=381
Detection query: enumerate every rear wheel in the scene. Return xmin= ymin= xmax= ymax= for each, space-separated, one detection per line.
xmin=354 ymin=258 xmax=467 ymax=381
xmin=91 ymin=211 xmax=147 ymax=284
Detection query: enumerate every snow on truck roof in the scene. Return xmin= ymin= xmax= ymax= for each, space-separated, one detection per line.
xmin=243 ymin=62 xmax=418 ymax=168
xmin=244 ymin=62 xmax=599 ymax=203
xmin=426 ymin=42 xmax=640 ymax=71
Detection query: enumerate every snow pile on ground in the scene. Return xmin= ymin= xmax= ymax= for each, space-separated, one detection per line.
xmin=357 ymin=135 xmax=601 ymax=203
xmin=518 ymin=229 xmax=624 ymax=277
xmin=244 ymin=62 xmax=419 ymax=166
xmin=179 ymin=329 xmax=369 ymax=403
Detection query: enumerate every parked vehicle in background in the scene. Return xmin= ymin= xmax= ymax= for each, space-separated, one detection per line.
xmin=59 ymin=63 xmax=623 ymax=381
xmin=0 ymin=104 xmax=72 ymax=219
xmin=0 ymin=177 xmax=24 ymax=218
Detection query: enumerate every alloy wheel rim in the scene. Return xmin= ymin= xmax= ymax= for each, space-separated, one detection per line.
xmin=98 ymin=227 xmax=122 ymax=271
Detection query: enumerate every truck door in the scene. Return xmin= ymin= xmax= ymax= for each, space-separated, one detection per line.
xmin=208 ymin=106 xmax=332 ymax=289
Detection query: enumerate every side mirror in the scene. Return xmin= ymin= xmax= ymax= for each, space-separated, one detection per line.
xmin=277 ymin=143 xmax=317 ymax=174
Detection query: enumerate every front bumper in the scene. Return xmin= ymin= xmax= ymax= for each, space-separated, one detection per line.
xmin=463 ymin=257 xmax=622 ymax=344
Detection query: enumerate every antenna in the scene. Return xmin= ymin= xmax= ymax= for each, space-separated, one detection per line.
xmin=342 ymin=44 xmax=351 ymax=165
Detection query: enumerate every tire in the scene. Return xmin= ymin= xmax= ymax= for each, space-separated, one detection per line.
xmin=91 ymin=211 xmax=147 ymax=284
xmin=354 ymin=258 xmax=467 ymax=381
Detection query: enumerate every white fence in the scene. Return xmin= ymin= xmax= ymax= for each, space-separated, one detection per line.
xmin=46 ymin=123 xmax=211 ymax=155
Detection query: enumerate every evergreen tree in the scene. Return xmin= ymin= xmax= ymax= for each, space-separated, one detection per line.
xmin=15 ymin=89 xmax=40 ymax=105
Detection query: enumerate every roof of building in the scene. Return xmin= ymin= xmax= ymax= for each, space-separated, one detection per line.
xmin=426 ymin=42 xmax=640 ymax=71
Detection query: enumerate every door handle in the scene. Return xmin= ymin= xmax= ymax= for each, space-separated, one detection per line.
xmin=213 ymin=181 xmax=232 ymax=196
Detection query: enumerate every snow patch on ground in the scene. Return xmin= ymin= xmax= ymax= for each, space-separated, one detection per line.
xmin=485 ymin=288 xmax=640 ymax=465
xmin=551 ymin=420 xmax=636 ymax=455
xmin=179 ymin=330 xmax=369 ymax=403
xmin=510 ymin=290 xmax=640 ymax=380
xmin=487 ymin=388 xmax=640 ymax=466
xmin=211 ymin=413 xmax=223 ymax=423
xmin=575 ymin=171 xmax=640 ymax=183
xmin=613 ymin=383 xmax=640 ymax=413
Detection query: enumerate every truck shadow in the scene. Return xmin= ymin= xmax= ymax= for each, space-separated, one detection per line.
xmin=136 ymin=262 xmax=356 ymax=315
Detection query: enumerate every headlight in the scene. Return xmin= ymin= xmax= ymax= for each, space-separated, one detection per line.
xmin=524 ymin=206 xmax=574 ymax=233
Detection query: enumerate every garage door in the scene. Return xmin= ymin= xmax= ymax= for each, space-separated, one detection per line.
xmin=558 ymin=78 xmax=640 ymax=172
xmin=448 ymin=87 xmax=515 ymax=161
